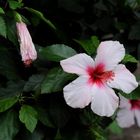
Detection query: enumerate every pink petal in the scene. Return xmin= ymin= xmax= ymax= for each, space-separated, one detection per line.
xmin=91 ymin=85 xmax=119 ymax=117
xmin=107 ymin=64 xmax=138 ymax=93
xmin=116 ymin=109 xmax=135 ymax=128
xmin=134 ymin=110 xmax=140 ymax=127
xmin=95 ymin=41 xmax=125 ymax=71
xmin=119 ymin=95 xmax=131 ymax=109
xmin=63 ymin=76 xmax=92 ymax=108
xmin=60 ymin=53 xmax=94 ymax=75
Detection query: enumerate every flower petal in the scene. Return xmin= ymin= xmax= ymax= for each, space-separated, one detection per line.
xmin=119 ymin=95 xmax=131 ymax=109
xmin=60 ymin=53 xmax=94 ymax=75
xmin=95 ymin=41 xmax=125 ymax=71
xmin=116 ymin=109 xmax=135 ymax=128
xmin=91 ymin=85 xmax=119 ymax=117
xmin=63 ymin=76 xmax=92 ymax=108
xmin=116 ymin=95 xmax=135 ymax=128
xmin=107 ymin=64 xmax=138 ymax=93
xmin=134 ymin=110 xmax=140 ymax=127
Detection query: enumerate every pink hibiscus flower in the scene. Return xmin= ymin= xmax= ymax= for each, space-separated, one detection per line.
xmin=60 ymin=41 xmax=138 ymax=117
xmin=16 ymin=22 xmax=37 ymax=66
xmin=117 ymin=95 xmax=140 ymax=128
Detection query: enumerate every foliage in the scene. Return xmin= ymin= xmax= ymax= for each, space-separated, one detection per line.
xmin=0 ymin=0 xmax=139 ymax=139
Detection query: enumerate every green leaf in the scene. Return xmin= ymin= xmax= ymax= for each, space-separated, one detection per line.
xmin=0 ymin=46 xmax=20 ymax=80
xmin=91 ymin=36 xmax=100 ymax=48
xmin=19 ymin=105 xmax=38 ymax=133
xmin=122 ymin=54 xmax=138 ymax=63
xmin=74 ymin=36 xmax=99 ymax=55
xmin=0 ymin=110 xmax=20 ymax=140
xmin=0 ymin=16 xmax=6 ymax=38
xmin=74 ymin=39 xmax=93 ymax=55
xmin=49 ymin=95 xmax=71 ymax=128
xmin=88 ymin=125 xmax=107 ymax=140
xmin=6 ymin=19 xmax=18 ymax=46
xmin=94 ymin=0 xmax=108 ymax=11
xmin=125 ymin=0 xmax=139 ymax=9
xmin=0 ymin=81 xmax=25 ymax=98
xmin=25 ymin=7 xmax=56 ymax=30
xmin=18 ymin=128 xmax=45 ymax=140
xmin=108 ymin=121 xmax=122 ymax=135
xmin=36 ymin=107 xmax=54 ymax=128
xmin=8 ymin=0 xmax=23 ymax=10
xmin=0 ymin=97 xmax=18 ymax=112
xmin=0 ymin=7 xmax=5 ymax=14
xmin=39 ymin=44 xmax=77 ymax=62
xmin=80 ymin=109 xmax=96 ymax=126
xmin=24 ymin=74 xmax=44 ymax=92
xmin=41 ymin=67 xmax=75 ymax=94
xmin=54 ymin=130 xmax=62 ymax=140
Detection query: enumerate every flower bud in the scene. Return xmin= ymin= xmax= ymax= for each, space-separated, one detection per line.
xmin=16 ymin=22 xmax=37 ymax=66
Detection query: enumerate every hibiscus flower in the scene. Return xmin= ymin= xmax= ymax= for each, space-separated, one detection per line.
xmin=60 ymin=41 xmax=138 ymax=117
xmin=116 ymin=95 xmax=140 ymax=128
xmin=16 ymin=22 xmax=37 ymax=66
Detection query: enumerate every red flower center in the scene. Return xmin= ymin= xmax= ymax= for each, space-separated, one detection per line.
xmin=87 ymin=63 xmax=115 ymax=87
xmin=129 ymin=100 xmax=140 ymax=110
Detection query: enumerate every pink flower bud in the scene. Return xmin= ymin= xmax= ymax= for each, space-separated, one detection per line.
xmin=16 ymin=22 xmax=37 ymax=66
